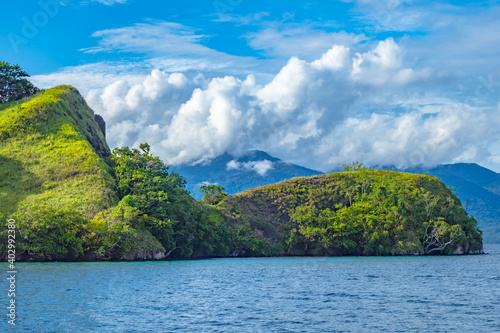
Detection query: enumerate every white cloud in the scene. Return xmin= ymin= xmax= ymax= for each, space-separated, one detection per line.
xmin=226 ymin=160 xmax=275 ymax=176
xmin=30 ymin=58 xmax=243 ymax=95
xmin=351 ymin=38 xmax=431 ymax=87
xmin=84 ymin=38 xmax=500 ymax=172
xmin=31 ymin=21 xmax=266 ymax=95
xmin=59 ymin=0 xmax=129 ymax=5
xmin=86 ymin=69 xmax=196 ymax=147
xmin=31 ymin=62 xmax=148 ymax=94
xmin=317 ymin=103 xmax=500 ymax=169
xmin=80 ymin=21 xmax=210 ymax=55
xmin=213 ymin=11 xmax=271 ymax=25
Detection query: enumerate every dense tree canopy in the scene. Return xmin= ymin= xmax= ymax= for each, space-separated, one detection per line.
xmin=111 ymin=143 xmax=231 ymax=258
xmin=218 ymin=170 xmax=483 ymax=256
xmin=0 ymin=61 xmax=40 ymax=103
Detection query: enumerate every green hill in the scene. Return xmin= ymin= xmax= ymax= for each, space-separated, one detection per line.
xmin=0 ymin=86 xmax=116 ymax=219
xmin=218 ymin=169 xmax=483 ymax=256
xmin=405 ymin=164 xmax=500 ymax=243
xmin=0 ymin=86 xmax=231 ymax=261
xmin=0 ymin=87 xmax=484 ymax=260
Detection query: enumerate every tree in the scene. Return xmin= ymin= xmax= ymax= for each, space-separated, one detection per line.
xmin=0 ymin=61 xmax=40 ymax=103
xmin=111 ymin=143 xmax=230 ymax=258
xmin=343 ymin=161 xmax=370 ymax=172
xmin=422 ymin=218 xmax=463 ymax=255
xmin=200 ymin=184 xmax=228 ymax=205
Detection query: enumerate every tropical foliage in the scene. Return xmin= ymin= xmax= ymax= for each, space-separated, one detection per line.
xmin=0 ymin=86 xmax=484 ymax=260
xmin=111 ymin=144 xmax=231 ymax=259
xmin=0 ymin=61 xmax=40 ymax=103
xmin=200 ymin=184 xmax=228 ymax=205
xmin=218 ymin=163 xmax=483 ymax=256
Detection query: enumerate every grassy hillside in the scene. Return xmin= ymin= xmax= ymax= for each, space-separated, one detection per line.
xmin=0 ymin=86 xmax=116 ymax=219
xmin=0 ymin=86 xmax=230 ymax=261
xmin=218 ymin=169 xmax=483 ymax=256
xmin=0 ymin=87 xmax=484 ymax=260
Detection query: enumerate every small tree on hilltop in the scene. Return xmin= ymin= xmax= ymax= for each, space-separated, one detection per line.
xmin=343 ymin=161 xmax=370 ymax=172
xmin=200 ymin=184 xmax=228 ymax=205
xmin=0 ymin=61 xmax=40 ymax=103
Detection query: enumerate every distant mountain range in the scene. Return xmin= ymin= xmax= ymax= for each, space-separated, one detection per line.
xmin=173 ymin=151 xmax=500 ymax=243
xmin=172 ymin=150 xmax=323 ymax=199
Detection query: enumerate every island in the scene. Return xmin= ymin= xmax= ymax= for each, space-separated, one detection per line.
xmin=0 ymin=86 xmax=484 ymax=261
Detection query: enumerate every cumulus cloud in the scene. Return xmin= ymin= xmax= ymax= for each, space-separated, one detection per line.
xmin=226 ymin=160 xmax=275 ymax=176
xmin=317 ymin=104 xmax=500 ymax=169
xmin=86 ymin=69 xmax=196 ymax=147
xmin=85 ymin=38 xmax=500 ymax=171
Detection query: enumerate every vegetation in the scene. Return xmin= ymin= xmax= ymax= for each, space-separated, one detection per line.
xmin=110 ymin=144 xmax=231 ymax=259
xmin=200 ymin=184 xmax=228 ymax=205
xmin=407 ymin=163 xmax=500 ymax=243
xmin=0 ymin=86 xmax=124 ymax=260
xmin=0 ymin=86 xmax=233 ymax=260
xmin=0 ymin=61 xmax=40 ymax=103
xmin=218 ymin=163 xmax=483 ymax=256
xmin=0 ymin=86 xmax=484 ymax=260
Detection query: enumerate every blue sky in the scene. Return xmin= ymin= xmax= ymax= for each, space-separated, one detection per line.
xmin=2 ymin=0 xmax=356 ymax=74
xmin=2 ymin=0 xmax=500 ymax=172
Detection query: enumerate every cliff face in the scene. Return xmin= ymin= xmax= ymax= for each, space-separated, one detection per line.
xmin=218 ymin=171 xmax=484 ymax=256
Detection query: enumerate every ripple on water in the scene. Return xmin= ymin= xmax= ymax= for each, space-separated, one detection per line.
xmin=7 ymin=248 xmax=500 ymax=332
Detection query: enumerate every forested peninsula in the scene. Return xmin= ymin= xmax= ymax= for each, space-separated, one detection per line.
xmin=0 ymin=86 xmax=484 ymax=261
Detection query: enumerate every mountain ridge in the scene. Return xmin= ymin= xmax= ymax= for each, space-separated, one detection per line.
xmin=172 ymin=150 xmax=323 ymax=199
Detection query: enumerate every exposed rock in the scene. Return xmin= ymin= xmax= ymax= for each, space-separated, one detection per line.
xmin=118 ymin=250 xmax=166 ymax=261
xmin=453 ymin=245 xmax=464 ymax=255
xmin=153 ymin=252 xmax=166 ymax=260
xmin=94 ymin=114 xmax=106 ymax=137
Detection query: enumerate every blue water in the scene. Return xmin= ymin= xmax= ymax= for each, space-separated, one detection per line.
xmin=3 ymin=245 xmax=500 ymax=332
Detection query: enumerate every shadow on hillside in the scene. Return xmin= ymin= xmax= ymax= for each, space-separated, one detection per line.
xmin=0 ymin=154 xmax=43 ymax=217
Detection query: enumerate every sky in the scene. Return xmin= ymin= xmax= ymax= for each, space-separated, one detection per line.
xmin=2 ymin=0 xmax=500 ymax=172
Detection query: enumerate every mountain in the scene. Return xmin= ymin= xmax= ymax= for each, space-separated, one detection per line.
xmin=402 ymin=164 xmax=500 ymax=243
xmin=172 ymin=150 xmax=323 ymax=199
xmin=218 ymin=170 xmax=483 ymax=256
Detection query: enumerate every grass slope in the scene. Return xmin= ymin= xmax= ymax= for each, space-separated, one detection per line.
xmin=0 ymin=86 xmax=117 ymax=223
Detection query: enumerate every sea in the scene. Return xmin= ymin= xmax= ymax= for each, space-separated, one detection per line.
xmin=3 ymin=244 xmax=500 ymax=332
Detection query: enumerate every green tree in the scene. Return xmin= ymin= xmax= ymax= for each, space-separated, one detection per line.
xmin=200 ymin=184 xmax=228 ymax=205
xmin=0 ymin=61 xmax=40 ymax=103
xmin=343 ymin=161 xmax=370 ymax=172
xmin=11 ymin=202 xmax=87 ymax=259
xmin=422 ymin=218 xmax=463 ymax=255
xmin=111 ymin=143 xmax=230 ymax=258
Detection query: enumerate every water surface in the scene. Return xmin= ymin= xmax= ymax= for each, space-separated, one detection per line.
xmin=4 ymin=244 xmax=500 ymax=332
